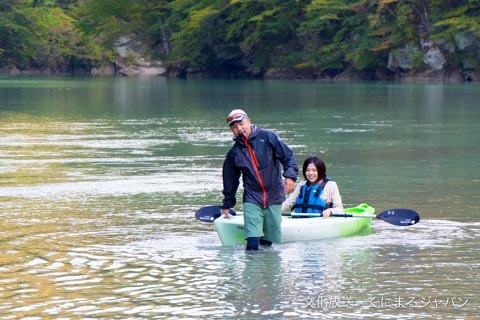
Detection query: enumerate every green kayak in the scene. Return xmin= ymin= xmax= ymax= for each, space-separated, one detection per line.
xmin=213 ymin=203 xmax=374 ymax=246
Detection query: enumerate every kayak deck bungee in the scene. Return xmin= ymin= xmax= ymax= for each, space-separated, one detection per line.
xmin=213 ymin=203 xmax=374 ymax=246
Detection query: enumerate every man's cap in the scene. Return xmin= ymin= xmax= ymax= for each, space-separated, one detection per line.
xmin=226 ymin=109 xmax=248 ymax=126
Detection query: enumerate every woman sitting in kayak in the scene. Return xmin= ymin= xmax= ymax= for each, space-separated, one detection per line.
xmin=282 ymin=156 xmax=343 ymax=217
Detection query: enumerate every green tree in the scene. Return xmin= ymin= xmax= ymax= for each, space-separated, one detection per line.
xmin=2 ymin=0 xmax=479 ymax=77
xmin=167 ymin=0 xmax=227 ymax=74
xmin=76 ymin=0 xmax=172 ymax=57
xmin=167 ymin=0 xmax=309 ymax=75
xmin=432 ymin=0 xmax=480 ymax=39
xmin=300 ymin=0 xmax=376 ymax=74
xmin=0 ymin=1 xmax=36 ymax=68
xmin=226 ymin=0 xmax=309 ymax=73
xmin=0 ymin=0 xmax=105 ymax=71
xmin=21 ymin=6 xmax=77 ymax=69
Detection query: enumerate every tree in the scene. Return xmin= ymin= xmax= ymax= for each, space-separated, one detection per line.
xmin=166 ymin=0 xmax=309 ymax=75
xmin=0 ymin=1 xmax=37 ymax=68
xmin=0 ymin=0 xmax=108 ymax=71
xmin=300 ymin=0 xmax=375 ymax=73
xmin=2 ymin=0 xmax=479 ymax=78
xmin=76 ymin=0 xmax=172 ymax=57
xmin=225 ymin=0 xmax=309 ymax=73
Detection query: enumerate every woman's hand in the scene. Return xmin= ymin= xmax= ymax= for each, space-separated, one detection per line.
xmin=322 ymin=209 xmax=332 ymax=218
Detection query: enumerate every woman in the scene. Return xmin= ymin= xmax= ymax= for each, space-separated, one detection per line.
xmin=282 ymin=156 xmax=343 ymax=217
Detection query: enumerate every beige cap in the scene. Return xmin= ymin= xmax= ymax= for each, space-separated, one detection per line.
xmin=226 ymin=109 xmax=248 ymax=126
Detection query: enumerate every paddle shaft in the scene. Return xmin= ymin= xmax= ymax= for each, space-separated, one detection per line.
xmin=195 ymin=205 xmax=419 ymax=226
xmin=286 ymin=212 xmax=376 ymax=219
xmin=286 ymin=208 xmax=420 ymax=226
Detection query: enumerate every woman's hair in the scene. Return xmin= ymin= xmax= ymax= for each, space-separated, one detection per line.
xmin=302 ymin=156 xmax=326 ymax=184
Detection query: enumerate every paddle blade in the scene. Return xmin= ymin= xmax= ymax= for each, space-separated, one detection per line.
xmin=195 ymin=206 xmax=236 ymax=223
xmin=377 ymin=208 xmax=420 ymax=226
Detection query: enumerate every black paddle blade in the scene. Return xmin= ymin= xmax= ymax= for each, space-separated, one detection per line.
xmin=194 ymin=206 xmax=236 ymax=223
xmin=377 ymin=208 xmax=420 ymax=226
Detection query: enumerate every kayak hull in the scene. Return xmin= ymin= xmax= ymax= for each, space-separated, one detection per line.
xmin=213 ymin=203 xmax=374 ymax=246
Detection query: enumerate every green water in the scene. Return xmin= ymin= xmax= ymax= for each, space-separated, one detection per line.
xmin=0 ymin=76 xmax=478 ymax=319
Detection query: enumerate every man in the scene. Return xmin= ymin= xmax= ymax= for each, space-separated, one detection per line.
xmin=221 ymin=109 xmax=298 ymax=250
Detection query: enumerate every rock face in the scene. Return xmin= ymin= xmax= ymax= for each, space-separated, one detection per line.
xmin=91 ymin=37 xmax=167 ymax=76
xmin=0 ymin=65 xmax=21 ymax=75
xmin=388 ymin=44 xmax=419 ymax=72
xmin=241 ymin=33 xmax=480 ymax=82
xmin=1 ymin=32 xmax=478 ymax=82
xmin=423 ymin=47 xmax=447 ymax=71
xmin=384 ymin=32 xmax=480 ymax=83
xmin=110 ymin=37 xmax=167 ymax=76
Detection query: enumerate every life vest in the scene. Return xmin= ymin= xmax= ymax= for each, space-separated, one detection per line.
xmin=294 ymin=178 xmax=332 ymax=214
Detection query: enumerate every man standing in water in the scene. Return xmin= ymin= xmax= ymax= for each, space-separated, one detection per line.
xmin=221 ymin=109 xmax=298 ymax=250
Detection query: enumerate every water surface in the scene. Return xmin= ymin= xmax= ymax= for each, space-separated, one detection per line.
xmin=0 ymin=76 xmax=478 ymax=319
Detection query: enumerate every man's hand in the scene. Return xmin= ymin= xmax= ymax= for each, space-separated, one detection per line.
xmin=221 ymin=208 xmax=231 ymax=218
xmin=284 ymin=177 xmax=295 ymax=193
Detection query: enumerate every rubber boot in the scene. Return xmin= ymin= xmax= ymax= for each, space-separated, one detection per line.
xmin=260 ymin=238 xmax=272 ymax=248
xmin=246 ymin=237 xmax=260 ymax=251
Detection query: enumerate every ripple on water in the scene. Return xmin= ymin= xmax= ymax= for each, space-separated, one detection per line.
xmin=1 ymin=214 xmax=478 ymax=318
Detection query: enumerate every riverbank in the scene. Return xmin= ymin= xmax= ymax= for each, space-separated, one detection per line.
xmin=2 ymin=61 xmax=479 ymax=83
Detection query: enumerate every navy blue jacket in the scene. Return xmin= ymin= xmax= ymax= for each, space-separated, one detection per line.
xmin=222 ymin=125 xmax=298 ymax=209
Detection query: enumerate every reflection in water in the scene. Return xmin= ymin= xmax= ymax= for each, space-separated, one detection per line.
xmin=221 ymin=250 xmax=284 ymax=318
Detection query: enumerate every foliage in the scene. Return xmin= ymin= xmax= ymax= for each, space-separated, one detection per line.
xmin=20 ymin=7 xmax=77 ymax=68
xmin=1 ymin=0 xmax=480 ymax=77
xmin=0 ymin=0 xmax=107 ymax=71
xmin=76 ymin=0 xmax=172 ymax=58
xmin=167 ymin=1 xmax=225 ymax=72
xmin=432 ymin=1 xmax=480 ymax=38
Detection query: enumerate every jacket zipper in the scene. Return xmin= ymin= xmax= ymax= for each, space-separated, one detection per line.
xmin=243 ymin=137 xmax=267 ymax=208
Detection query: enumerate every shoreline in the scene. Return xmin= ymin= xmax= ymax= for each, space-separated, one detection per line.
xmin=2 ymin=64 xmax=479 ymax=83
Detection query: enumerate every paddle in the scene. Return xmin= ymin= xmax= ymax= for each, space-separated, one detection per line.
xmin=288 ymin=208 xmax=420 ymax=226
xmin=195 ymin=205 xmax=419 ymax=226
xmin=195 ymin=206 xmax=236 ymax=222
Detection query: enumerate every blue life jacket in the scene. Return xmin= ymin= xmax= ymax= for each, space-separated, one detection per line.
xmin=294 ymin=178 xmax=332 ymax=214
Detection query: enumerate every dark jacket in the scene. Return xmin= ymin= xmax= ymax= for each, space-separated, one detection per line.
xmin=222 ymin=125 xmax=298 ymax=209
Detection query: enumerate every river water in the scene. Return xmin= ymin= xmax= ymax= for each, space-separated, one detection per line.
xmin=0 ymin=76 xmax=478 ymax=319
